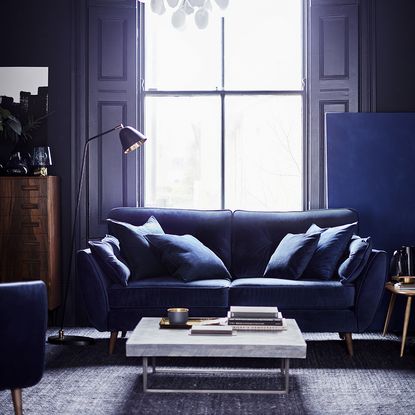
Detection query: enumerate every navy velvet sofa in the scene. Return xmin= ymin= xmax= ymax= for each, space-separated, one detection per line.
xmin=77 ymin=207 xmax=388 ymax=355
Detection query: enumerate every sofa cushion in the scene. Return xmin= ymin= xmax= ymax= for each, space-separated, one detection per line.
xmin=302 ymin=222 xmax=357 ymax=280
xmin=338 ymin=235 xmax=372 ymax=284
xmin=108 ymin=276 xmax=231 ymax=309
xmin=107 ymin=216 xmax=167 ymax=280
xmin=231 ymin=209 xmax=359 ymax=279
xmin=229 ymin=277 xmax=355 ymax=310
xmin=107 ymin=207 xmax=233 ymax=271
xmin=88 ymin=240 xmax=131 ymax=286
xmin=146 ymin=234 xmax=231 ymax=282
xmin=263 ymin=232 xmax=320 ymax=279
xmin=102 ymin=234 xmax=125 ymax=262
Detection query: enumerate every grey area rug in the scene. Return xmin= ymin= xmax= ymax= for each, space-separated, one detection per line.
xmin=0 ymin=329 xmax=414 ymax=415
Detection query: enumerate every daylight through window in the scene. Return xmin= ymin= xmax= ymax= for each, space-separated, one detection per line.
xmin=143 ymin=0 xmax=304 ymax=211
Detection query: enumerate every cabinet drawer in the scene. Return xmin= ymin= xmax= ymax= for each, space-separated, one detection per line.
xmin=0 ymin=177 xmax=48 ymax=197
xmin=0 ymin=252 xmax=49 ymax=280
xmin=0 ymin=234 xmax=48 ymax=254
xmin=0 ymin=197 xmax=48 ymax=215
xmin=0 ymin=216 xmax=48 ymax=234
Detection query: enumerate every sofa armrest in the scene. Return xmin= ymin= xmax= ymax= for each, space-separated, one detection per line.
xmin=0 ymin=281 xmax=47 ymax=390
xmin=77 ymin=249 xmax=112 ymax=332
xmin=354 ymin=249 xmax=388 ymax=331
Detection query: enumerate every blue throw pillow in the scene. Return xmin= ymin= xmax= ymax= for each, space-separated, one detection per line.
xmin=102 ymin=234 xmax=124 ymax=261
xmin=302 ymin=222 xmax=357 ymax=280
xmin=338 ymin=235 xmax=372 ymax=284
xmin=88 ymin=240 xmax=131 ymax=286
xmin=263 ymin=232 xmax=321 ymax=279
xmin=145 ymin=234 xmax=231 ymax=282
xmin=107 ymin=216 xmax=167 ymax=279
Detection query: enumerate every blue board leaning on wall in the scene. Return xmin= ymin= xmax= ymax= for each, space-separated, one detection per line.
xmin=326 ymin=112 xmax=415 ymax=331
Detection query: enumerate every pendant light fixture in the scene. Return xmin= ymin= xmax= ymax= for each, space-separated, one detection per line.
xmin=139 ymin=0 xmax=230 ymax=30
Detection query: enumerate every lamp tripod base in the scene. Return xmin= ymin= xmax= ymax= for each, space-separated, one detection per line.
xmin=48 ymin=329 xmax=95 ymax=346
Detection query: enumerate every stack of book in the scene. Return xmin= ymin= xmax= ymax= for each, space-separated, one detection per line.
xmin=227 ymin=306 xmax=286 ymax=331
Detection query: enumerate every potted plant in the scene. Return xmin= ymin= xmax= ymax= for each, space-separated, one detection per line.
xmin=0 ymin=105 xmax=49 ymax=173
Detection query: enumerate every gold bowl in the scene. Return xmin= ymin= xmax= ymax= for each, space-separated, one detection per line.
xmin=167 ymin=308 xmax=189 ymax=325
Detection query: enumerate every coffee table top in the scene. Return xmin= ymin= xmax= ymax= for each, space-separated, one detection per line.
xmin=126 ymin=318 xmax=306 ymax=359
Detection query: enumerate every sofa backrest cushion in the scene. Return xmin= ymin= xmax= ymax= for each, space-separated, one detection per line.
xmin=107 ymin=207 xmax=233 ymax=271
xmin=232 ymin=209 xmax=359 ymax=279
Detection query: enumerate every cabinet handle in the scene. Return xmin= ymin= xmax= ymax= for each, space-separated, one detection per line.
xmin=21 ymin=203 xmax=39 ymax=210
xmin=23 ymin=241 xmax=40 ymax=246
xmin=21 ymin=185 xmax=40 ymax=191
xmin=22 ymin=222 xmax=40 ymax=228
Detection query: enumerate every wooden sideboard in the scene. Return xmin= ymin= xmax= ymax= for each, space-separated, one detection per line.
xmin=0 ymin=176 xmax=61 ymax=309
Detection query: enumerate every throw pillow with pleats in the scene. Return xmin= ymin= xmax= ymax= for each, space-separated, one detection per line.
xmin=88 ymin=239 xmax=131 ymax=286
xmin=338 ymin=235 xmax=372 ymax=284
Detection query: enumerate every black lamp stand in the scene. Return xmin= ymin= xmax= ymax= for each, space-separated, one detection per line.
xmin=48 ymin=124 xmax=146 ymax=345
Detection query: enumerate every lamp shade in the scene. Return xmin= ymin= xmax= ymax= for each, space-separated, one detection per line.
xmin=32 ymin=146 xmax=52 ymax=167
xmin=119 ymin=126 xmax=147 ymax=154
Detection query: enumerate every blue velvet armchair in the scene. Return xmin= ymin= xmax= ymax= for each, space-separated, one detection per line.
xmin=0 ymin=281 xmax=47 ymax=415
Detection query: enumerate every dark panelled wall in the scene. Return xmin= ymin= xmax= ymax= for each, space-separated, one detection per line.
xmin=1 ymin=0 xmax=415 ymax=325
xmin=0 ymin=0 xmax=74 ymax=320
xmin=375 ymin=0 xmax=415 ymax=112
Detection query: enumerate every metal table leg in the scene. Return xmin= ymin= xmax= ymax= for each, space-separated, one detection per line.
xmin=140 ymin=357 xmax=292 ymax=394
xmin=284 ymin=358 xmax=290 ymax=393
xmin=142 ymin=357 xmax=148 ymax=392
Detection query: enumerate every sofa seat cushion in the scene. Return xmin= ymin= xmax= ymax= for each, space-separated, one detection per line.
xmin=108 ymin=276 xmax=231 ymax=309
xmin=229 ymin=278 xmax=355 ymax=310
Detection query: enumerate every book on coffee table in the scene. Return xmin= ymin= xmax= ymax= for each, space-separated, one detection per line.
xmin=189 ymin=325 xmax=235 ymax=335
xmin=230 ymin=319 xmax=287 ymax=331
xmin=229 ymin=306 xmax=279 ymax=319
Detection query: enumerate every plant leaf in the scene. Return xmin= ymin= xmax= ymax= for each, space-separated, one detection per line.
xmin=6 ymin=115 xmax=22 ymax=135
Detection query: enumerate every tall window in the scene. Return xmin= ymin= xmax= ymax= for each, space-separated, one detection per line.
xmin=143 ymin=0 xmax=304 ymax=211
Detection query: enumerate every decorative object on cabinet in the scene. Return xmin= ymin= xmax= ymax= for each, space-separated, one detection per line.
xmin=47 ymin=124 xmax=146 ymax=347
xmin=32 ymin=146 xmax=52 ymax=176
xmin=4 ymin=151 xmax=31 ymax=176
xmin=0 ymin=176 xmax=61 ymax=309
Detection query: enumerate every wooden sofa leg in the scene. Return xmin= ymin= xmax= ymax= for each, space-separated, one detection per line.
xmin=11 ymin=388 xmax=22 ymax=415
xmin=121 ymin=331 xmax=127 ymax=338
xmin=109 ymin=331 xmax=118 ymax=355
xmin=344 ymin=333 xmax=353 ymax=356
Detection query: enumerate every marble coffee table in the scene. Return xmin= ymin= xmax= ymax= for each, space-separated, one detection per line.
xmin=126 ymin=317 xmax=306 ymax=394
